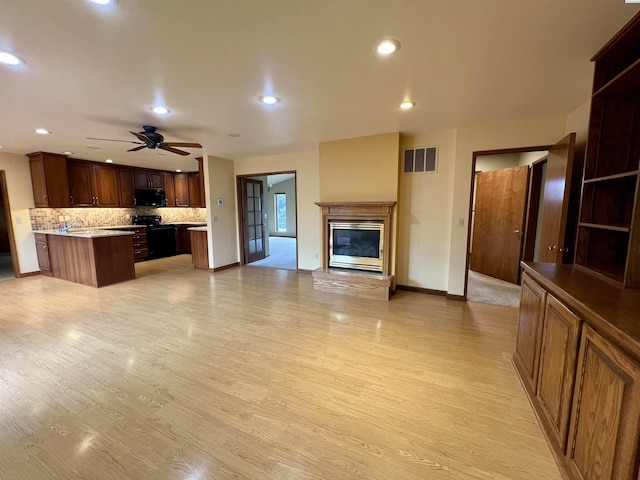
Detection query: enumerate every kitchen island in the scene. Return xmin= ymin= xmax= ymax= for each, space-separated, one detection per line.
xmin=188 ymin=226 xmax=209 ymax=270
xmin=34 ymin=229 xmax=136 ymax=287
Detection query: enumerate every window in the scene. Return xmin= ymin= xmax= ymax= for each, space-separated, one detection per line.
xmin=275 ymin=193 xmax=287 ymax=232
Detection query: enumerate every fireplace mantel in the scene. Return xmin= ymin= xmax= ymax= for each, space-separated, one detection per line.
xmin=316 ymin=201 xmax=396 ymax=276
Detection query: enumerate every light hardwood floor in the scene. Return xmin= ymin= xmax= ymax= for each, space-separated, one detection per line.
xmin=0 ymin=255 xmax=561 ymax=480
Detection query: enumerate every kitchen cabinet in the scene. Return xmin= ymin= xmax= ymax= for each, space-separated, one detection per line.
xmin=188 ymin=172 xmax=201 ymax=207
xmin=175 ymin=173 xmax=189 ymax=207
xmin=175 ymin=224 xmax=195 ymax=254
xmin=118 ymin=168 xmax=136 ymax=207
xmin=190 ymin=228 xmax=208 ymax=270
xmin=68 ymin=161 xmax=119 ymax=207
xmin=163 ymin=172 xmax=175 ymax=207
xmin=514 ymin=262 xmax=640 ymax=480
xmin=34 ymin=233 xmax=52 ymax=276
xmin=28 ymin=152 xmax=71 ymax=208
xmin=513 ymin=273 xmax=546 ymax=394
xmin=134 ymin=169 xmax=163 ymax=189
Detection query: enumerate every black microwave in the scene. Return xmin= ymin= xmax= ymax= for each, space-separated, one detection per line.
xmin=134 ymin=188 xmax=167 ymax=206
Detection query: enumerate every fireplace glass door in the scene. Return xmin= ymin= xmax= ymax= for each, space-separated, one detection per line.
xmin=329 ymin=222 xmax=384 ymax=272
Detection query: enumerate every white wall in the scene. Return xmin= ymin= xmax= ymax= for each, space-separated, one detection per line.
xmin=234 ymin=150 xmax=319 ymax=271
xmin=447 ymin=113 xmax=568 ymax=296
xmin=0 ymin=152 xmax=38 ymax=274
xmin=204 ymin=155 xmax=239 ymax=269
xmin=266 ymin=177 xmax=296 ymax=237
xmin=397 ymin=129 xmax=456 ymax=291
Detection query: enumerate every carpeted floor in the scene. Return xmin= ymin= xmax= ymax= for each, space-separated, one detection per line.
xmin=249 ymin=236 xmax=297 ymax=270
xmin=0 ymin=253 xmax=15 ymax=281
xmin=467 ymin=270 xmax=521 ymax=307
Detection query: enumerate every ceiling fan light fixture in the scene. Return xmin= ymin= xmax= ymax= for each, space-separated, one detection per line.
xmin=376 ymin=39 xmax=401 ymax=55
xmin=35 ymin=128 xmax=50 ymax=135
xmin=150 ymin=106 xmax=170 ymax=115
xmin=0 ymin=51 xmax=25 ymax=66
xmin=259 ymin=95 xmax=279 ymax=105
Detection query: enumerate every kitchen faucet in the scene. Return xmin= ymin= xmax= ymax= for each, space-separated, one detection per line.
xmin=57 ymin=219 xmax=84 ymax=234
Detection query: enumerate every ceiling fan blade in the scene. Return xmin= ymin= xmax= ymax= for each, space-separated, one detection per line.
xmin=130 ymin=131 xmax=152 ymax=144
xmin=161 ymin=142 xmax=202 ymax=148
xmin=127 ymin=145 xmax=147 ymax=152
xmin=86 ymin=137 xmax=143 ymax=144
xmin=159 ymin=145 xmax=190 ymax=156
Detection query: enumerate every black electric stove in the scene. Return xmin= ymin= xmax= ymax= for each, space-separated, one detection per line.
xmin=132 ymin=215 xmax=176 ymax=259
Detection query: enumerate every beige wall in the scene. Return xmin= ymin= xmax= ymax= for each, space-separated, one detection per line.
xmin=0 ymin=152 xmax=38 ymax=274
xmin=447 ymin=113 xmax=568 ymax=295
xmin=234 ymin=150 xmax=320 ymax=271
xmin=319 ymin=132 xmax=400 ymax=202
xmin=266 ymin=177 xmax=296 ymax=237
xmin=397 ymin=129 xmax=457 ymax=291
xmin=203 ymin=155 xmax=239 ymax=269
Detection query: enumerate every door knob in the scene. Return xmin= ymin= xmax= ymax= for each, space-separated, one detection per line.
xmin=547 ymin=245 xmax=557 ymax=251
xmin=514 ymin=229 xmax=521 ymax=237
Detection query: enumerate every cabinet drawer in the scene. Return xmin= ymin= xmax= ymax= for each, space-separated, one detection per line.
xmin=34 ymin=233 xmax=48 ymax=243
xmin=133 ymin=247 xmax=148 ymax=260
xmin=131 ymin=234 xmax=147 ymax=241
xmin=132 ymin=240 xmax=148 ymax=249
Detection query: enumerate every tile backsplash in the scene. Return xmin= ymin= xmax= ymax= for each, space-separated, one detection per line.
xmin=30 ymin=207 xmax=207 ymax=230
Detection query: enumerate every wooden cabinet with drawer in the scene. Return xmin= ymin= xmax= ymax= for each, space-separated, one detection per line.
xmin=34 ymin=233 xmax=52 ymax=276
xmin=129 ymin=227 xmax=148 ymax=261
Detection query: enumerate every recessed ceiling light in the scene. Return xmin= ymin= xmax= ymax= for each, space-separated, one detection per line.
xmin=229 ymin=133 xmax=241 ymax=137
xmin=86 ymin=146 xmax=101 ymax=149
xmin=176 ymin=169 xmax=182 ymax=173
xmin=105 ymin=159 xmax=113 ymax=163
xmin=0 ymin=51 xmax=25 ymax=66
xmin=400 ymin=101 xmax=416 ymax=110
xmin=35 ymin=128 xmax=50 ymax=135
xmin=150 ymin=106 xmax=170 ymax=115
xmin=259 ymin=95 xmax=279 ymax=105
xmin=62 ymin=151 xmax=73 ymax=155
xmin=376 ymin=39 xmax=401 ymax=55
xmin=89 ymin=0 xmax=112 ymax=5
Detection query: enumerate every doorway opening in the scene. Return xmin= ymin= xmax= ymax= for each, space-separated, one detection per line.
xmin=0 ymin=171 xmax=19 ymax=281
xmin=237 ymin=171 xmax=298 ymax=270
xmin=466 ymin=146 xmax=550 ymax=306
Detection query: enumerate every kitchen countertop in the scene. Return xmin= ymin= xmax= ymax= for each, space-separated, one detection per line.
xmin=187 ymin=226 xmax=207 ymax=232
xmin=33 ymin=229 xmax=135 ymax=238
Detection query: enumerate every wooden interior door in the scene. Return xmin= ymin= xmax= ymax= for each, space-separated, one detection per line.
xmin=239 ymin=178 xmax=266 ymax=263
xmin=470 ymin=165 xmax=530 ymax=284
xmin=536 ymin=133 xmax=578 ymax=263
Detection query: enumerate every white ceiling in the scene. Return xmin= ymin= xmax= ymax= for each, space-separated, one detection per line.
xmin=0 ymin=1 xmax=638 ymax=173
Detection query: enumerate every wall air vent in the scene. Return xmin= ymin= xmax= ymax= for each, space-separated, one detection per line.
xmin=403 ymin=146 xmax=437 ymax=174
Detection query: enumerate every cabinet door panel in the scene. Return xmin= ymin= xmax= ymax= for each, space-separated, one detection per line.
xmin=134 ymin=171 xmax=149 ymax=189
xmin=175 ymin=174 xmax=189 ymax=207
xmin=567 ymin=325 xmax=640 ymax=480
xmin=189 ymin=173 xmax=201 ymax=207
xmin=91 ymin=165 xmax=119 ymax=206
xmin=149 ymin=172 xmax=163 ymax=189
xmin=68 ymin=161 xmax=94 ymax=206
xmin=163 ymin=172 xmax=175 ymax=207
xmin=514 ymin=273 xmax=546 ymax=394
xmin=118 ymin=168 xmax=136 ymax=207
xmin=536 ymin=294 xmax=580 ymax=449
xmin=30 ymin=158 xmax=48 ymax=207
xmin=36 ymin=241 xmax=50 ymax=271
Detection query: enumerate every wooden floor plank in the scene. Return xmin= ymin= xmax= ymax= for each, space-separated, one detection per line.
xmin=0 ymin=255 xmax=561 ymax=479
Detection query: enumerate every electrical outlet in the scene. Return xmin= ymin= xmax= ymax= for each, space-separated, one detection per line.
xmin=125 ymin=213 xmax=130 ymax=219
xmin=58 ymin=215 xmax=64 ymax=221
xmin=64 ymin=215 xmax=70 ymax=221
xmin=213 ymin=216 xmax=219 ymax=222
xmin=15 ymin=217 xmax=22 ymax=224
xmin=457 ymin=217 xmax=465 ymax=227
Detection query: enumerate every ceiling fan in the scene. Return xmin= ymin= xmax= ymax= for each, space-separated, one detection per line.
xmin=86 ymin=125 xmax=202 ymax=156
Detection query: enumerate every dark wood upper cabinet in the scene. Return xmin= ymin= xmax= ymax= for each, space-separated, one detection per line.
xmin=175 ymin=173 xmax=189 ymax=207
xmin=68 ymin=161 xmax=119 ymax=207
xmin=188 ymin=173 xmax=201 ymax=208
xmin=28 ymin=152 xmax=71 ymax=208
xmin=134 ymin=169 xmax=164 ymax=190
xmin=162 ymin=172 xmax=175 ymax=207
xmin=118 ymin=168 xmax=136 ymax=207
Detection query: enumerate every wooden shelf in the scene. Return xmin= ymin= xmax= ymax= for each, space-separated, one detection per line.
xmin=578 ymin=222 xmax=630 ymax=233
xmin=593 ymin=57 xmax=640 ymax=97
xmin=583 ymin=170 xmax=639 ymax=183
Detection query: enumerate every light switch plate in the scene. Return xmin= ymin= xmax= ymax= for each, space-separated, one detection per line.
xmin=217 ymin=198 xmax=224 ymax=206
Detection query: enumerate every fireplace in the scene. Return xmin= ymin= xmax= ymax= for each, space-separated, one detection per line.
xmin=329 ymin=221 xmax=384 ymax=272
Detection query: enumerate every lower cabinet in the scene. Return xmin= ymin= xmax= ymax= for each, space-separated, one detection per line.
xmin=35 ymin=233 xmax=52 ymax=276
xmin=514 ymin=265 xmax=640 ymax=480
xmin=130 ymin=227 xmax=148 ymax=261
xmin=176 ymin=225 xmax=192 ymax=254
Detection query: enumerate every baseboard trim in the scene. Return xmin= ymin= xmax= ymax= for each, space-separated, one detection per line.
xmin=18 ymin=271 xmax=41 ymax=278
xmin=297 ymin=269 xmax=313 ymax=275
xmin=211 ymin=262 xmax=240 ymax=272
xmin=446 ymin=293 xmax=466 ymax=301
xmin=396 ymin=284 xmax=446 ymax=296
